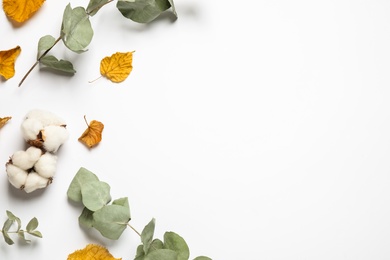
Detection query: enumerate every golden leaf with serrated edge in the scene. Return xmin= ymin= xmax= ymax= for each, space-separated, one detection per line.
xmin=100 ymin=51 xmax=134 ymax=83
xmin=0 ymin=117 xmax=11 ymax=129
xmin=3 ymin=0 xmax=45 ymax=23
xmin=67 ymin=244 xmax=122 ymax=260
xmin=78 ymin=116 xmax=104 ymax=148
xmin=0 ymin=46 xmax=21 ymax=80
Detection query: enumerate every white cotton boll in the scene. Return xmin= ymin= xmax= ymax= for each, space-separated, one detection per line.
xmin=6 ymin=164 xmax=28 ymax=189
xmin=42 ymin=125 xmax=69 ymax=153
xmin=23 ymin=172 xmax=49 ymax=193
xmin=25 ymin=109 xmax=66 ymax=127
xmin=11 ymin=147 xmax=42 ymax=170
xmin=25 ymin=146 xmax=43 ymax=162
xmin=21 ymin=118 xmax=43 ymax=141
xmin=34 ymin=153 xmax=57 ymax=178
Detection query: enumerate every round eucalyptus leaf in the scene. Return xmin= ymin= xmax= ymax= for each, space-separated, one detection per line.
xmin=81 ymin=181 xmax=111 ymax=211
xmin=92 ymin=204 xmax=130 ymax=240
xmin=116 ymin=0 xmax=171 ymax=24
xmin=144 ymin=249 xmax=179 ymax=260
xmin=67 ymin=167 xmax=99 ymax=202
xmin=163 ymin=232 xmax=190 ymax=260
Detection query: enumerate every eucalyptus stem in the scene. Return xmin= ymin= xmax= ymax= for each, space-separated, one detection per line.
xmin=127 ymin=223 xmax=141 ymax=237
xmin=18 ymin=36 xmax=62 ymax=87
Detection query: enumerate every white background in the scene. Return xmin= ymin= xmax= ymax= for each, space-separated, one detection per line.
xmin=1 ymin=0 xmax=390 ymax=259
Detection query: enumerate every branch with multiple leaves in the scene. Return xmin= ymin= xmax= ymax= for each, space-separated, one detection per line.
xmin=67 ymin=167 xmax=211 ymax=260
xmin=1 ymin=210 xmax=42 ymax=245
xmin=18 ymin=0 xmax=176 ymax=86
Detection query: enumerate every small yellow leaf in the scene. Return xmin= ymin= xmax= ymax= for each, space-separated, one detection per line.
xmin=0 ymin=46 xmax=21 ymax=80
xmin=78 ymin=116 xmax=104 ymax=148
xmin=3 ymin=0 xmax=45 ymax=23
xmin=0 ymin=117 xmax=11 ymax=129
xmin=100 ymin=51 xmax=134 ymax=83
xmin=67 ymin=244 xmax=122 ymax=260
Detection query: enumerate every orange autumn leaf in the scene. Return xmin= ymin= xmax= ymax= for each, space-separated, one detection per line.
xmin=78 ymin=116 xmax=104 ymax=148
xmin=0 ymin=117 xmax=11 ymax=129
xmin=67 ymin=244 xmax=121 ymax=260
xmin=0 ymin=46 xmax=21 ymax=80
xmin=100 ymin=51 xmax=134 ymax=83
xmin=3 ymin=0 xmax=45 ymax=23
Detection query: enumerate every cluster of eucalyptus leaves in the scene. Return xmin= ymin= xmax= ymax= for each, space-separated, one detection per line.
xmin=1 ymin=210 xmax=42 ymax=245
xmin=19 ymin=0 xmax=177 ymax=86
xmin=67 ymin=167 xmax=211 ymax=260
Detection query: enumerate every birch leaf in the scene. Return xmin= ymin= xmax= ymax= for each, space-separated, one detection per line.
xmin=100 ymin=51 xmax=134 ymax=83
xmin=0 ymin=117 xmax=11 ymax=129
xmin=0 ymin=46 xmax=21 ymax=80
xmin=3 ymin=0 xmax=45 ymax=23
xmin=78 ymin=116 xmax=104 ymax=148
xmin=67 ymin=244 xmax=122 ymax=260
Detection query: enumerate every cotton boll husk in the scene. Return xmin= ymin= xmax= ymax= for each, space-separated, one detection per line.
xmin=21 ymin=118 xmax=43 ymax=141
xmin=34 ymin=153 xmax=57 ymax=179
xmin=11 ymin=147 xmax=42 ymax=170
xmin=24 ymin=172 xmax=49 ymax=193
xmin=25 ymin=109 xmax=66 ymax=127
xmin=42 ymin=125 xmax=69 ymax=153
xmin=6 ymin=164 xmax=28 ymax=189
xmin=26 ymin=146 xmax=43 ymax=162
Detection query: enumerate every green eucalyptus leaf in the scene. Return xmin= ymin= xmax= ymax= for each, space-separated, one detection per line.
xmin=116 ymin=0 xmax=172 ymax=23
xmin=37 ymin=35 xmax=56 ymax=58
xmin=163 ymin=232 xmax=190 ymax=260
xmin=26 ymin=217 xmax=38 ymax=232
xmin=167 ymin=0 xmax=176 ymax=17
xmin=2 ymin=230 xmax=14 ymax=245
xmin=141 ymin=218 xmax=156 ymax=254
xmin=17 ymin=230 xmax=30 ymax=242
xmin=27 ymin=230 xmax=42 ymax=238
xmin=92 ymin=204 xmax=130 ymax=240
xmin=135 ymin=244 xmax=145 ymax=260
xmin=61 ymin=3 xmax=94 ymax=52
xmin=87 ymin=0 xmax=110 ymax=16
xmin=40 ymin=55 xmax=76 ymax=74
xmin=144 ymin=249 xmax=179 ymax=260
xmin=81 ymin=181 xmax=111 ymax=211
xmin=79 ymin=207 xmax=94 ymax=228
xmin=2 ymin=219 xmax=13 ymax=233
xmin=112 ymin=197 xmax=130 ymax=211
xmin=193 ymin=257 xmax=212 ymax=260
xmin=67 ymin=167 xmax=100 ymax=203
xmin=149 ymin=238 xmax=164 ymax=252
xmin=6 ymin=211 xmax=21 ymax=231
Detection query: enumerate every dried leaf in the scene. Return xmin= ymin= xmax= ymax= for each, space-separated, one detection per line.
xmin=0 ymin=46 xmax=21 ymax=80
xmin=67 ymin=244 xmax=121 ymax=260
xmin=0 ymin=117 xmax=11 ymax=129
xmin=78 ymin=116 xmax=104 ymax=148
xmin=100 ymin=51 xmax=134 ymax=83
xmin=3 ymin=0 xmax=45 ymax=23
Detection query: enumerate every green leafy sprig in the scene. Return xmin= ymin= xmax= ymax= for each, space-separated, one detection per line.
xmin=1 ymin=210 xmax=42 ymax=245
xmin=19 ymin=0 xmax=177 ymax=87
xmin=67 ymin=167 xmax=211 ymax=260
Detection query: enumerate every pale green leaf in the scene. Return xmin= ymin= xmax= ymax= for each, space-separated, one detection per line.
xmin=193 ymin=257 xmax=212 ymax=260
xmin=92 ymin=204 xmax=130 ymax=240
xmin=27 ymin=230 xmax=42 ymax=238
xmin=78 ymin=207 xmax=94 ymax=228
xmin=141 ymin=218 xmax=155 ymax=254
xmin=6 ymin=211 xmax=21 ymax=231
xmin=87 ymin=0 xmax=110 ymax=16
xmin=2 ymin=230 xmax=14 ymax=245
xmin=40 ymin=55 xmax=76 ymax=74
xmin=116 ymin=0 xmax=172 ymax=23
xmin=67 ymin=167 xmax=99 ymax=202
xmin=17 ymin=230 xmax=30 ymax=242
xmin=2 ymin=219 xmax=13 ymax=233
xmin=149 ymin=238 xmax=164 ymax=252
xmin=61 ymin=4 xmax=94 ymax=52
xmin=37 ymin=35 xmax=56 ymax=58
xmin=81 ymin=181 xmax=111 ymax=211
xmin=163 ymin=232 xmax=190 ymax=260
xmin=112 ymin=197 xmax=130 ymax=211
xmin=135 ymin=244 xmax=145 ymax=260
xmin=167 ymin=0 xmax=176 ymax=17
xmin=144 ymin=249 xmax=179 ymax=260
xmin=26 ymin=217 xmax=38 ymax=232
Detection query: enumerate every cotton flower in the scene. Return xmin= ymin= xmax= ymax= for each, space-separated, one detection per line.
xmin=10 ymin=147 xmax=42 ymax=170
xmin=34 ymin=152 xmax=57 ymax=179
xmin=6 ymin=163 xmax=28 ymax=189
xmin=23 ymin=172 xmax=49 ymax=193
xmin=24 ymin=109 xmax=66 ymax=127
xmin=41 ymin=125 xmax=69 ymax=153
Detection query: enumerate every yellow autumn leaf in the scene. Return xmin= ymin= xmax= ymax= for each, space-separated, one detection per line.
xmin=78 ymin=116 xmax=104 ymax=148
xmin=100 ymin=51 xmax=134 ymax=83
xmin=0 ymin=46 xmax=21 ymax=80
xmin=0 ymin=117 xmax=11 ymax=129
xmin=3 ymin=0 xmax=45 ymax=23
xmin=68 ymin=244 xmax=122 ymax=260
